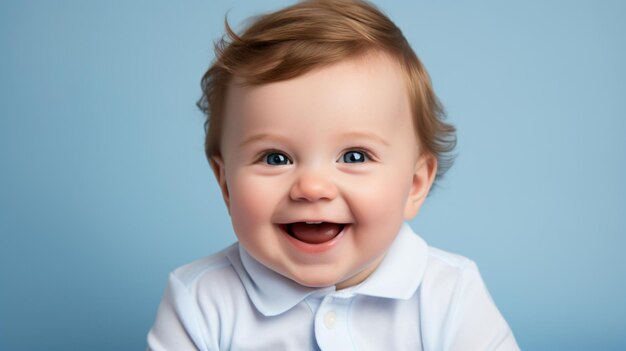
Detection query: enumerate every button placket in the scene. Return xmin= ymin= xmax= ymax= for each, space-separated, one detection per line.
xmin=314 ymin=294 xmax=355 ymax=350
xmin=323 ymin=310 xmax=337 ymax=329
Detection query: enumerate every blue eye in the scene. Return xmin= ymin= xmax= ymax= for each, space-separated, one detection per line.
xmin=264 ymin=152 xmax=291 ymax=165
xmin=342 ymin=150 xmax=367 ymax=163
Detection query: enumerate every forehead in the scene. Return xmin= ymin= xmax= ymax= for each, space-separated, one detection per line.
xmin=223 ymin=53 xmax=414 ymax=142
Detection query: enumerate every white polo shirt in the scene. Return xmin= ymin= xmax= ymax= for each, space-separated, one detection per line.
xmin=147 ymin=223 xmax=519 ymax=350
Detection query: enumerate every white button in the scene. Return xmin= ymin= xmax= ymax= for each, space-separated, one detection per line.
xmin=324 ymin=311 xmax=337 ymax=329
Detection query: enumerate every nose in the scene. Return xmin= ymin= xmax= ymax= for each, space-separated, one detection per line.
xmin=289 ymin=171 xmax=338 ymax=202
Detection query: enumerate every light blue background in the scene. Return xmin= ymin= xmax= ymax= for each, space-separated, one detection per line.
xmin=1 ymin=1 xmax=624 ymax=350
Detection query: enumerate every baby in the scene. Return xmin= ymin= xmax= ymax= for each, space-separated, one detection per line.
xmin=147 ymin=1 xmax=519 ymax=350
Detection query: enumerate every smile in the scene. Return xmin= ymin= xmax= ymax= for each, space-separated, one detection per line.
xmin=279 ymin=222 xmax=348 ymax=246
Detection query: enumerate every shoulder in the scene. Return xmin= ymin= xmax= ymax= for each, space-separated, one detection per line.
xmin=168 ymin=243 xmax=246 ymax=303
xmin=419 ymin=246 xmax=519 ymax=350
xmin=427 ymin=246 xmax=473 ymax=269
xmin=420 ymin=246 xmax=481 ymax=305
xmin=172 ymin=244 xmax=236 ymax=283
xmin=424 ymin=246 xmax=477 ymax=279
xmin=148 ymin=244 xmax=250 ymax=350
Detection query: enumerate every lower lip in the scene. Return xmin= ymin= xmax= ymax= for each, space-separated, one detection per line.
xmin=279 ymin=224 xmax=348 ymax=254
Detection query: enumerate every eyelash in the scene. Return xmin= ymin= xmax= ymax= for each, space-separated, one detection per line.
xmin=260 ymin=150 xmax=292 ymax=165
xmin=256 ymin=148 xmax=375 ymax=165
xmin=340 ymin=149 xmax=373 ymax=163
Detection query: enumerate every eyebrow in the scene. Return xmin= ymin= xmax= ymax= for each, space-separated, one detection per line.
xmin=239 ymin=131 xmax=390 ymax=147
xmin=340 ymin=131 xmax=390 ymax=146
xmin=239 ymin=133 xmax=291 ymax=147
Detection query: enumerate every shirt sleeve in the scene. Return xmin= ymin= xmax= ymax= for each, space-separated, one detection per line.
xmin=146 ymin=273 xmax=217 ymax=351
xmin=443 ymin=261 xmax=520 ymax=351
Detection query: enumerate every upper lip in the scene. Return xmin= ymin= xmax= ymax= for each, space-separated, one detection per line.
xmin=277 ymin=220 xmax=349 ymax=225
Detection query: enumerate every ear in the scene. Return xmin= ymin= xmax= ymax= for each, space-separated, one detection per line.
xmin=210 ymin=154 xmax=231 ymax=213
xmin=403 ymin=154 xmax=437 ymax=220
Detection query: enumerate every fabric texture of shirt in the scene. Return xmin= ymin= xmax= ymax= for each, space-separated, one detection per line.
xmin=146 ymin=223 xmax=520 ymax=350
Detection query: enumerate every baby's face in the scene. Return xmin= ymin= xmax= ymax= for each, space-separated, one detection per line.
xmin=213 ymin=53 xmax=435 ymax=289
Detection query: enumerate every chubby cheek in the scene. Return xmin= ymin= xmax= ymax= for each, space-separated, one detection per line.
xmin=226 ymin=174 xmax=276 ymax=244
xmin=345 ymin=167 xmax=412 ymax=235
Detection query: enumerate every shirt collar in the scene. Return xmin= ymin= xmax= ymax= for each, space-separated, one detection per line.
xmin=226 ymin=222 xmax=428 ymax=317
xmin=352 ymin=222 xmax=428 ymax=299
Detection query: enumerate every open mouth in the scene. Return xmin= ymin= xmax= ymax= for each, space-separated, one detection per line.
xmin=279 ymin=222 xmax=347 ymax=245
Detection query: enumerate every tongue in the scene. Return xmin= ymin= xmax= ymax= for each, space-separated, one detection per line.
xmin=289 ymin=222 xmax=343 ymax=244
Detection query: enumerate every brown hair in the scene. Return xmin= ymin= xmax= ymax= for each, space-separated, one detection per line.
xmin=198 ymin=0 xmax=456 ymax=184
